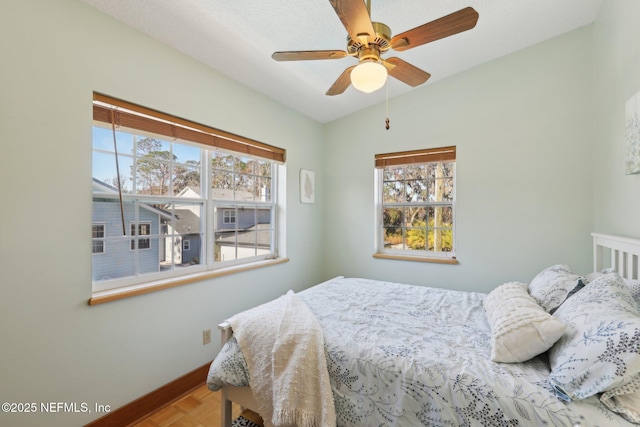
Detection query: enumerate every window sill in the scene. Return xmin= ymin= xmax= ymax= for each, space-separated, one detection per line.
xmin=88 ymin=257 xmax=290 ymax=306
xmin=373 ymin=253 xmax=458 ymax=264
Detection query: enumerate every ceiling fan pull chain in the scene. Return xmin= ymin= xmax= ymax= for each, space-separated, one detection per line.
xmin=385 ymin=78 xmax=390 ymax=130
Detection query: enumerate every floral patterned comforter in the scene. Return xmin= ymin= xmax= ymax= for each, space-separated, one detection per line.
xmin=207 ymin=277 xmax=634 ymax=426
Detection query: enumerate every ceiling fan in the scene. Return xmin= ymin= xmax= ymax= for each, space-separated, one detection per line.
xmin=272 ymin=0 xmax=479 ymax=95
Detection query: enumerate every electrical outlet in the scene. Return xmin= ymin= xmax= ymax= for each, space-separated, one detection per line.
xmin=203 ymin=328 xmax=212 ymax=345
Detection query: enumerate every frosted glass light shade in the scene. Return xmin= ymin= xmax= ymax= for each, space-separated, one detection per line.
xmin=350 ymin=61 xmax=388 ymax=93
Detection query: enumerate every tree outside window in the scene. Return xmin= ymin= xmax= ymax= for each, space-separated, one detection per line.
xmin=376 ymin=147 xmax=456 ymax=259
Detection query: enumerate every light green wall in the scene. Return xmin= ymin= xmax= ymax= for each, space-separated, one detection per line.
xmin=0 ymin=0 xmax=325 ymax=426
xmin=592 ymin=0 xmax=640 ymax=236
xmin=324 ymin=26 xmax=595 ymax=291
xmin=1 ymin=0 xmax=639 ymax=425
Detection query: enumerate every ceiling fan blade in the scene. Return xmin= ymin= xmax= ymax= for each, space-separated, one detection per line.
xmin=328 ymin=0 xmax=376 ymax=41
xmin=390 ymin=7 xmax=479 ymax=52
xmin=326 ymin=66 xmax=356 ymax=96
xmin=384 ymin=57 xmax=431 ymax=87
xmin=272 ymin=50 xmax=348 ymax=61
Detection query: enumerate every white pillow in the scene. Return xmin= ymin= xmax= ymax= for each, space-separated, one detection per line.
xmin=483 ymin=282 xmax=566 ymax=363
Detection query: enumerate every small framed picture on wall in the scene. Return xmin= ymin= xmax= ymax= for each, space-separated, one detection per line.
xmin=300 ymin=169 xmax=315 ymax=203
xmin=626 ymin=90 xmax=640 ymax=174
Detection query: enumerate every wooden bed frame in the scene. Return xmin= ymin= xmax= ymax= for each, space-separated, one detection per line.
xmin=216 ymin=233 xmax=640 ymax=427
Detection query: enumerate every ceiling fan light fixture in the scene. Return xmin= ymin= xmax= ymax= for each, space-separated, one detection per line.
xmin=350 ymin=60 xmax=388 ymax=93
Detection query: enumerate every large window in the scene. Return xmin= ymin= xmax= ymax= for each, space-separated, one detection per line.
xmin=91 ymin=93 xmax=285 ymax=296
xmin=374 ymin=146 xmax=457 ymax=263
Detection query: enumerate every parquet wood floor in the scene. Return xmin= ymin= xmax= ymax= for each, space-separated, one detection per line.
xmin=129 ymin=384 xmax=245 ymax=427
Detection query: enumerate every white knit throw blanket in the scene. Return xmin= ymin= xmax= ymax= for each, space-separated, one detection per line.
xmin=228 ymin=291 xmax=336 ymax=427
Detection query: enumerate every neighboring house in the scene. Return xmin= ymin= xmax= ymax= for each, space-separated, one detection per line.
xmin=193 ymin=186 xmax=274 ymax=261
xmin=170 ymin=186 xmax=204 ymax=265
xmin=163 ymin=186 xmax=273 ymax=265
xmin=215 ymin=205 xmax=273 ymax=261
xmin=216 ymin=223 xmax=273 ymax=261
xmin=168 ymin=186 xmax=208 ymax=265
xmin=92 ymin=179 xmax=173 ymax=280
xmin=169 ymin=209 xmax=201 ymax=265
xmin=215 ymin=205 xmax=272 ymax=231
xmin=93 ymin=182 xmax=272 ymax=275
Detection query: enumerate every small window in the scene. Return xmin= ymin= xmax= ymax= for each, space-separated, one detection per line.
xmin=92 ymin=224 xmax=105 ymax=254
xmin=223 ymin=210 xmax=236 ymax=224
xmin=130 ymin=223 xmax=151 ymax=250
xmin=374 ymin=146 xmax=456 ymax=262
xmin=183 ymin=239 xmax=190 ymax=251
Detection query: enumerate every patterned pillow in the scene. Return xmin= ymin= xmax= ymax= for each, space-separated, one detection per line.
xmin=584 ymin=267 xmax=616 ymax=284
xmin=586 ymin=268 xmax=640 ymax=301
xmin=624 ymin=278 xmax=640 ymax=300
xmin=549 ymin=271 xmax=640 ymax=400
xmin=601 ymin=374 xmax=640 ymax=424
xmin=483 ymin=282 xmax=566 ymax=363
xmin=527 ymin=265 xmax=583 ymax=312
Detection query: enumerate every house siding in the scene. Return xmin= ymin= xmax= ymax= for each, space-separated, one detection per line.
xmin=216 ymin=207 xmax=271 ymax=230
xmin=181 ymin=233 xmax=201 ymax=264
xmin=92 ymin=201 xmax=160 ymax=280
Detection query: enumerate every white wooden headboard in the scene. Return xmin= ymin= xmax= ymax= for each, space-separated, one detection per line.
xmin=592 ymin=233 xmax=640 ymax=280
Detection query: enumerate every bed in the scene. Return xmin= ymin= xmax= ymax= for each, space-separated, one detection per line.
xmin=207 ymin=233 xmax=640 ymax=426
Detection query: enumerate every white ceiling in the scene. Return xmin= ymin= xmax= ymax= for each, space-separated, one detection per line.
xmin=81 ymin=0 xmax=603 ymax=123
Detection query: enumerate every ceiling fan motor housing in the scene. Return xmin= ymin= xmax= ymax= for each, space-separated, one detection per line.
xmin=347 ymin=22 xmax=391 ymax=57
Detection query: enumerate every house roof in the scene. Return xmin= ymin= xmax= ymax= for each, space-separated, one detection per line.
xmin=176 ymin=186 xmax=258 ymax=202
xmin=92 ymin=178 xmax=174 ymax=220
xmin=216 ymin=224 xmax=272 ymax=248
xmin=172 ymin=209 xmax=201 ymax=235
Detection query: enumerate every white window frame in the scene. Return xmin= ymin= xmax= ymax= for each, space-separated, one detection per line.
xmin=92 ymin=141 xmax=281 ymax=292
xmin=223 ymin=209 xmax=236 ymax=224
xmin=91 ymin=93 xmax=286 ymax=297
xmin=130 ymin=222 xmax=151 ymax=251
xmin=374 ymin=147 xmax=457 ymax=263
xmin=92 ymin=223 xmax=105 ymax=254
xmin=210 ymin=156 xmax=278 ymax=269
